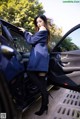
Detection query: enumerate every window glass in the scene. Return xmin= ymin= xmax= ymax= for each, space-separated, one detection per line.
xmin=0 ymin=24 xmax=2 ymax=35
xmin=9 ymin=29 xmax=31 ymax=53
xmin=0 ymin=24 xmax=2 ymax=45
xmin=60 ymin=28 xmax=80 ymax=52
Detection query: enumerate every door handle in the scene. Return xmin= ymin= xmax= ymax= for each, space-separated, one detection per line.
xmin=61 ymin=54 xmax=68 ymax=60
xmin=62 ymin=62 xmax=70 ymax=66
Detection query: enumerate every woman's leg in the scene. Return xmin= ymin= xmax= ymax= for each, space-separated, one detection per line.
xmin=34 ymin=73 xmax=49 ymax=115
xmin=27 ymin=71 xmax=49 ymax=115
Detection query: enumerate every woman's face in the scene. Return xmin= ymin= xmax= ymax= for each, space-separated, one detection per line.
xmin=36 ymin=17 xmax=45 ymax=29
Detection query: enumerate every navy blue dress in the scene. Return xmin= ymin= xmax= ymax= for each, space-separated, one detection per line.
xmin=24 ymin=30 xmax=49 ymax=72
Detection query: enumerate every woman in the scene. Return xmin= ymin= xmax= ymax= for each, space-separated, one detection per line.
xmin=20 ymin=14 xmax=50 ymax=116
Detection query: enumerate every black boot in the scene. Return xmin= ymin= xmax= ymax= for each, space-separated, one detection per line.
xmin=35 ymin=92 xmax=49 ymax=116
xmin=35 ymin=76 xmax=49 ymax=116
xmin=35 ymin=105 xmax=48 ymax=116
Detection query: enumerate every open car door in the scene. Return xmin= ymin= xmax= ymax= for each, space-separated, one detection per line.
xmin=49 ymin=24 xmax=80 ymax=92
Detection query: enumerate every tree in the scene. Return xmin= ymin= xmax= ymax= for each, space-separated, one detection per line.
xmin=0 ymin=0 xmax=44 ymax=33
xmin=47 ymin=19 xmax=62 ymax=51
xmin=61 ymin=37 xmax=79 ymax=51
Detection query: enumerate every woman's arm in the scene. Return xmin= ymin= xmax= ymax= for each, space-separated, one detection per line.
xmin=24 ymin=30 xmax=48 ymax=44
xmin=19 ymin=26 xmax=48 ymax=44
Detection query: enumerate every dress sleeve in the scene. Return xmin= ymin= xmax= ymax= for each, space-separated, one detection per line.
xmin=24 ymin=30 xmax=48 ymax=44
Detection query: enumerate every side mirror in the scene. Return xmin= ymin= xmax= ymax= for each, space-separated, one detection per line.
xmin=1 ymin=45 xmax=14 ymax=59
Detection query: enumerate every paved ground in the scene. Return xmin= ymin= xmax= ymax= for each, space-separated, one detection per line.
xmin=22 ymin=87 xmax=67 ymax=119
xmin=22 ymin=87 xmax=80 ymax=119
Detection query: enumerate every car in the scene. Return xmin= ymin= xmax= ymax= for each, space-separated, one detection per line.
xmin=0 ymin=18 xmax=80 ymax=118
xmin=0 ymin=19 xmax=54 ymax=119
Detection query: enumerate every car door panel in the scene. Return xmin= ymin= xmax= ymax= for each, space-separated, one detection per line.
xmin=49 ymin=25 xmax=80 ymax=92
xmin=60 ymin=51 xmax=80 ymax=67
xmin=59 ymin=51 xmax=80 ymax=73
xmin=49 ymin=52 xmax=80 ymax=92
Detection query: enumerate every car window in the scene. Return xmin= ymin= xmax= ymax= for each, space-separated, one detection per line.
xmin=8 ymin=29 xmax=31 ymax=53
xmin=0 ymin=24 xmax=2 ymax=35
xmin=0 ymin=24 xmax=2 ymax=45
xmin=59 ymin=28 xmax=80 ymax=52
xmin=0 ymin=25 xmax=9 ymax=46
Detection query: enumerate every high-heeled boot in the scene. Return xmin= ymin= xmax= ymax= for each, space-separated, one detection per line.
xmin=35 ymin=76 xmax=49 ymax=116
xmin=35 ymin=105 xmax=48 ymax=116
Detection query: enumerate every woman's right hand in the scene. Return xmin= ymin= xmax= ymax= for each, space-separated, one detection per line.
xmin=18 ymin=27 xmax=32 ymax=35
xmin=18 ymin=27 xmax=25 ymax=32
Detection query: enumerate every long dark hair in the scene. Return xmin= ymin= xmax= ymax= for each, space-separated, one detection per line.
xmin=34 ymin=14 xmax=50 ymax=43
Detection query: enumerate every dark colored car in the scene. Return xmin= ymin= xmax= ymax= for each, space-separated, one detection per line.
xmin=0 ymin=19 xmax=80 ymax=119
xmin=0 ymin=19 xmax=53 ymax=119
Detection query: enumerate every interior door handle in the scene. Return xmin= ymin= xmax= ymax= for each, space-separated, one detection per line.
xmin=61 ymin=54 xmax=68 ymax=60
xmin=62 ymin=62 xmax=70 ymax=66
